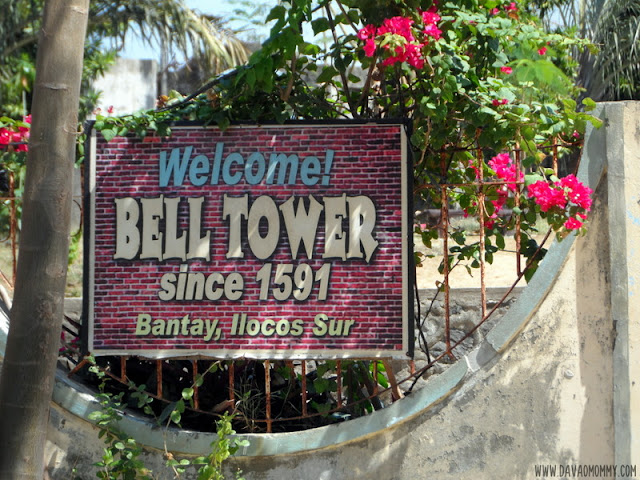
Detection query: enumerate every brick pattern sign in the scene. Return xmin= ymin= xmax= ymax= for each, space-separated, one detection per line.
xmin=85 ymin=123 xmax=413 ymax=359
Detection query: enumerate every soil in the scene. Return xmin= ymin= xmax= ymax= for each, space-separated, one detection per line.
xmin=414 ymin=233 xmax=548 ymax=289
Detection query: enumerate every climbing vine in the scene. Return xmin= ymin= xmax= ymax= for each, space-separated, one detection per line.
xmin=86 ymin=357 xmax=248 ymax=479
xmin=92 ymin=0 xmax=599 ymax=281
xmin=81 ymin=0 xmax=602 ymax=436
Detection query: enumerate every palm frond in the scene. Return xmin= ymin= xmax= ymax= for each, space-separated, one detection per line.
xmin=581 ymin=0 xmax=640 ymax=100
xmin=540 ymin=0 xmax=640 ymax=100
xmin=89 ymin=0 xmax=250 ymax=75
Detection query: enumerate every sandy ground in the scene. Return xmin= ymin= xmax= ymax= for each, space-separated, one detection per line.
xmin=415 ymin=233 xmax=548 ymax=289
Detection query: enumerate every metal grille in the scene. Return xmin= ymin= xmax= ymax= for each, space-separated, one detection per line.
xmin=0 ymin=171 xmax=18 ymax=287
xmin=1 ymin=140 xmax=580 ymax=433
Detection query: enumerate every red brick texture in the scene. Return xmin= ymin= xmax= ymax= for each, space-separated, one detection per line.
xmin=87 ymin=123 xmax=411 ymax=359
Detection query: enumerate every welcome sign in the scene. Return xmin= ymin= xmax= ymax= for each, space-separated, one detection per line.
xmin=85 ymin=122 xmax=413 ymax=359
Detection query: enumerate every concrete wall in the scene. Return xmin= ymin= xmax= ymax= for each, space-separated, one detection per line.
xmin=3 ymin=102 xmax=638 ymax=479
xmin=92 ymin=58 xmax=158 ymax=116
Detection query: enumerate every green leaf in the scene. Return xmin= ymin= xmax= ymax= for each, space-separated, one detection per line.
xmin=266 ymin=5 xmax=286 ymax=22
xmin=311 ymin=401 xmax=332 ymax=416
xmin=101 ymin=128 xmax=117 ymax=142
xmin=88 ymin=411 xmax=103 ymax=421
xmin=170 ymin=409 xmax=182 ymax=425
xmin=479 ymin=106 xmax=498 ymax=117
xmin=522 ymin=139 xmax=537 ymax=156
xmin=582 ymin=97 xmax=596 ymax=111
xmin=524 ymin=173 xmax=545 ymax=186
xmin=314 ymin=377 xmax=330 ymax=394
xmin=525 ymin=208 xmax=537 ymax=223
xmin=522 ymin=155 xmax=537 ymax=169
xmin=451 ymin=55 xmax=470 ymax=72
xmin=158 ymin=402 xmax=177 ymax=424
xmin=300 ymin=42 xmax=321 ymax=55
xmin=524 ymin=265 xmax=537 ymax=282
xmin=588 ymin=115 xmax=603 ymax=129
xmin=317 ymin=65 xmax=339 ymax=83
xmin=182 ymin=387 xmax=195 ymax=400
xmin=311 ymin=17 xmax=330 ymax=35
xmin=246 ymin=68 xmax=256 ymax=89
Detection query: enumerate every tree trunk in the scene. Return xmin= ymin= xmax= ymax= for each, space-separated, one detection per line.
xmin=0 ymin=1 xmax=89 ymax=478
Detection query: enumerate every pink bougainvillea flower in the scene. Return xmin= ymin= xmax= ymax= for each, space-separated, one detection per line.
xmin=0 ymin=116 xmax=31 ymax=152
xmin=492 ymin=98 xmax=509 ymax=106
xmin=467 ymin=159 xmax=481 ymax=179
xmin=465 ymin=153 xmax=524 ymax=227
xmin=381 ymin=43 xmax=425 ymax=69
xmin=550 ymin=189 xmax=569 ymax=210
xmin=358 ymin=24 xmax=376 ymax=40
xmin=572 ymin=130 xmax=580 ymax=138
xmin=404 ymin=43 xmax=425 ymax=68
xmin=13 ymin=131 xmax=27 ymax=152
xmin=107 ymin=105 xmax=115 ymax=115
xmin=0 ymin=130 xmax=10 ymax=146
xmin=527 ymin=180 xmax=567 ymax=212
xmin=488 ymin=152 xmax=511 ymax=170
xmin=505 ymin=2 xmax=518 ymax=11
xmin=500 ymin=66 xmax=513 ymax=74
xmin=538 ymin=46 xmax=547 ymax=55
xmin=557 ymin=174 xmax=593 ymax=210
xmin=556 ymin=174 xmax=580 ymax=190
xmin=528 ymin=174 xmax=593 ymax=220
xmin=382 ymin=45 xmax=405 ymax=66
xmin=424 ymin=24 xmax=442 ymax=40
xmin=488 ymin=153 xmax=521 ymax=192
xmin=358 ymin=11 xmax=440 ymax=69
xmin=382 ymin=55 xmax=396 ymax=67
xmin=490 ymin=7 xmax=500 ymax=15
xmin=564 ymin=217 xmax=583 ymax=230
xmin=363 ymin=38 xmax=376 ymax=57
xmin=378 ymin=16 xmax=415 ymax=41
xmin=421 ymin=10 xmax=441 ymax=25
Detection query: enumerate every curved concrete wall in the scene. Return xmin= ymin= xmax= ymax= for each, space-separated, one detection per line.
xmin=3 ymin=103 xmax=637 ymax=479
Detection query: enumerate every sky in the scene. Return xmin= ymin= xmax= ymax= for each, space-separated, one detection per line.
xmin=120 ymin=0 xmax=274 ymax=61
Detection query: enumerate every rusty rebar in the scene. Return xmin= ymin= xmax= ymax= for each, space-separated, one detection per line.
xmin=301 ymin=361 xmax=308 ymax=416
xmin=264 ymin=360 xmax=272 ymax=433
xmin=476 ymin=147 xmax=487 ymax=319
xmin=192 ymin=360 xmax=200 ymax=410
xmin=156 ymin=360 xmax=163 ymax=398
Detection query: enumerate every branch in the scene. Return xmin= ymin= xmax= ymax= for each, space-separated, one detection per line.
xmin=3 ymin=34 xmax=39 ymax=59
xmin=281 ymin=52 xmax=297 ymax=103
xmin=325 ymin=4 xmax=356 ymax=115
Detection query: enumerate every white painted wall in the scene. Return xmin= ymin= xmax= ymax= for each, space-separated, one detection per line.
xmin=92 ymin=58 xmax=158 ymax=116
xmin=1 ymin=103 xmax=637 ymax=480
